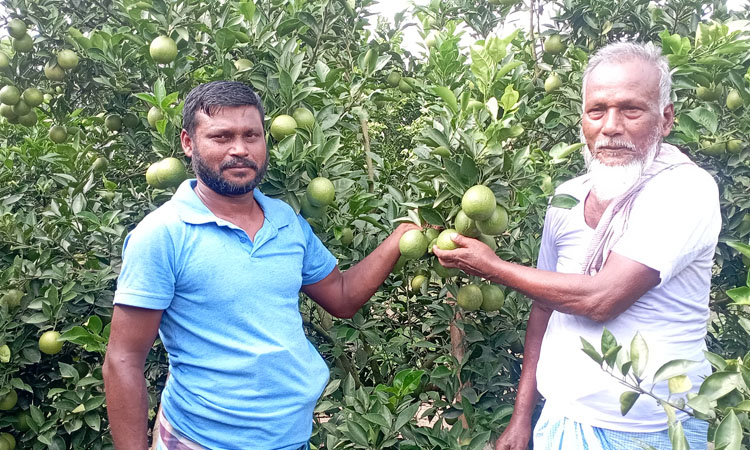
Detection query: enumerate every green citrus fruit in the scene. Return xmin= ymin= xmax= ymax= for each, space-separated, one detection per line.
xmin=457 ymin=284 xmax=483 ymax=311
xmin=436 ymin=229 xmax=459 ymax=250
xmin=145 ymin=163 xmax=162 ymax=188
xmin=700 ymin=140 xmax=725 ymax=156
xmin=432 ymin=146 xmax=450 ymax=157
xmin=455 ymin=210 xmax=480 ymax=238
xmin=56 ymin=49 xmax=79 ymax=70
xmin=0 ymin=53 xmax=9 ymax=69
xmin=399 ymin=229 xmax=428 ymax=260
xmin=299 ymin=194 xmax=326 ymax=219
xmin=0 ymin=432 xmax=16 ymax=450
xmin=398 ymin=79 xmax=413 ymax=93
xmin=44 ymin=61 xmax=65 ymax=81
xmin=91 ymin=157 xmax=109 ymax=172
xmin=11 ymin=101 xmax=29 ymax=116
xmin=270 ymin=115 xmax=297 ymax=141
xmin=461 ymin=185 xmax=496 ymax=221
xmin=544 ymin=73 xmax=562 ymax=93
xmin=339 ymin=227 xmax=354 ymax=245
xmin=480 ymin=284 xmax=505 ymax=311
xmin=21 ymin=88 xmax=43 ymax=107
xmin=424 ymin=228 xmax=440 ymax=242
xmin=123 ymin=113 xmax=139 ymax=128
xmin=432 ymin=257 xmax=459 ymax=278
xmin=0 ymin=390 xmax=17 ymax=410
xmin=150 ymin=35 xmax=178 ymax=64
xmin=39 ymin=331 xmax=63 ymax=355
xmin=8 ymin=19 xmax=27 ymax=39
xmin=49 ymin=125 xmax=68 ymax=143
xmin=411 ymin=274 xmax=428 ymax=291
xmin=726 ymin=89 xmax=743 ymax=111
xmin=424 ymin=30 xmax=438 ymax=49
xmin=386 ymin=71 xmax=401 ymax=87
xmin=147 ymin=106 xmax=164 ymax=128
xmin=0 ymin=437 xmax=9 ymax=450
xmin=466 ymin=99 xmax=484 ymax=112
xmin=105 ymin=114 xmax=122 ymax=131
xmin=292 ymin=107 xmax=315 ymax=130
xmin=0 ymin=86 xmax=21 ymax=105
xmin=544 ymin=34 xmax=565 ymax=54
xmin=234 ymin=58 xmax=253 ymax=72
xmin=0 ymin=104 xmax=16 ymax=119
xmin=727 ymin=139 xmax=743 ymax=154
xmin=12 ymin=33 xmax=33 ymax=53
xmin=157 ymin=157 xmax=187 ymax=188
xmin=17 ymin=112 xmax=36 ymax=127
xmin=15 ymin=411 xmax=30 ymax=432
xmin=1 ymin=289 xmax=23 ymax=308
xmin=476 ymin=205 xmax=509 ymax=236
xmin=696 ymin=85 xmax=720 ymax=101
xmin=306 ymin=177 xmax=335 ymax=207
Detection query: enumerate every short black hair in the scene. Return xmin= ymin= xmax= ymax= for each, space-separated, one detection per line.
xmin=182 ymin=81 xmax=265 ymax=136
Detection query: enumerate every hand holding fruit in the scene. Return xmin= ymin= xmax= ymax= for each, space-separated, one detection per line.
xmin=432 ymin=232 xmax=499 ymax=279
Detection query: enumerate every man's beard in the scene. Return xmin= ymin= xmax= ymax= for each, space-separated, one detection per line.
xmin=583 ymin=128 xmax=662 ymax=201
xmin=191 ymin=146 xmax=268 ymax=196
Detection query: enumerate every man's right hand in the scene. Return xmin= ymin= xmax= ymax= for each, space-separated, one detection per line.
xmin=495 ymin=420 xmax=532 ymax=450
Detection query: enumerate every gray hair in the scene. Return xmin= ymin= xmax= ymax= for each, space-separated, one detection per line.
xmin=582 ymin=42 xmax=672 ymax=111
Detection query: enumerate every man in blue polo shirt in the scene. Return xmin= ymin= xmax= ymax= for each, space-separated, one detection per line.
xmin=102 ymin=81 xmax=418 ymax=450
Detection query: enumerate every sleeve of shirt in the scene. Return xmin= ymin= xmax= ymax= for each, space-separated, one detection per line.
xmin=537 ymin=206 xmax=559 ymax=272
xmin=297 ymin=215 xmax=337 ymax=285
xmin=114 ymin=214 xmax=177 ymax=310
xmin=611 ymin=166 xmax=721 ymax=288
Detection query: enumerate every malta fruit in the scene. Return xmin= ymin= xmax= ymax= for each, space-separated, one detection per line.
xmin=292 ymin=107 xmax=315 ymax=130
xmin=0 ymin=53 xmax=9 ymax=69
xmin=480 ymin=284 xmax=505 ymax=311
xmin=49 ymin=125 xmax=68 ymax=143
xmin=105 ymin=114 xmax=122 ymax=131
xmin=22 ymin=88 xmax=43 ymax=107
xmin=0 ymin=86 xmax=21 ymax=105
xmin=411 ymin=274 xmax=428 ymax=291
xmin=234 ymin=58 xmax=253 ymax=72
xmin=339 ymin=227 xmax=354 ymax=245
xmin=457 ymin=284 xmax=483 ymax=311
xmin=299 ymin=195 xmax=326 ymax=219
xmin=398 ymin=79 xmax=413 ymax=94
xmin=7 ymin=19 xmax=27 ymax=39
xmin=726 ymin=89 xmax=743 ymax=111
xmin=432 ymin=146 xmax=450 ymax=158
xmin=56 ymin=49 xmax=79 ymax=70
xmin=147 ymin=106 xmax=164 ymax=128
xmin=386 ymin=71 xmax=401 ymax=87
xmin=476 ymin=205 xmax=509 ymax=236
xmin=146 ymin=158 xmax=187 ymax=189
xmin=270 ymin=115 xmax=297 ymax=140
xmin=12 ymin=33 xmax=33 ymax=53
xmin=0 ymin=431 xmax=15 ymax=450
xmin=44 ymin=61 xmax=66 ymax=81
xmin=461 ymin=185 xmax=496 ymax=221
xmin=544 ymin=73 xmax=562 ymax=93
xmin=432 ymin=257 xmax=459 ymax=278
xmin=0 ymin=390 xmax=17 ymax=410
xmin=727 ymin=139 xmax=743 ymax=154
xmin=696 ymin=85 xmax=721 ymax=101
xmin=306 ymin=177 xmax=335 ymax=207
xmin=39 ymin=330 xmax=63 ymax=355
xmin=435 ymin=229 xmax=459 ymax=250
xmin=1 ymin=289 xmax=23 ymax=308
xmin=455 ymin=210 xmax=480 ymax=238
xmin=150 ymin=35 xmax=178 ymax=64
xmin=399 ymin=229 xmax=428 ymax=260
xmin=544 ymin=34 xmax=565 ymax=54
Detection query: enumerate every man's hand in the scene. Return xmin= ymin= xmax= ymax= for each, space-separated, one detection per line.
xmin=494 ymin=420 xmax=533 ymax=450
xmin=432 ymin=233 xmax=500 ymax=279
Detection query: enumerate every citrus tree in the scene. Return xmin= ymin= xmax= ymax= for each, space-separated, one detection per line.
xmin=0 ymin=0 xmax=748 ymax=448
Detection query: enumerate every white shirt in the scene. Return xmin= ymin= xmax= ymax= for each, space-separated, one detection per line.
xmin=536 ymin=162 xmax=721 ymax=432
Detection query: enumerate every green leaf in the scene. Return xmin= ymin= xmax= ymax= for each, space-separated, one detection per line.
xmin=686 ymin=107 xmax=718 ymax=134
xmin=667 ymin=375 xmax=692 ymax=394
xmin=698 ymin=372 xmax=740 ymax=401
xmin=714 ymin=410 xmax=742 ymax=450
xmin=346 ymin=420 xmax=370 ymax=446
xmin=0 ymin=345 xmax=9 ymax=363
xmin=238 ymin=1 xmax=256 ymax=21
xmin=362 ymin=412 xmax=390 ymax=428
xmin=653 ymin=359 xmax=702 ymax=384
xmin=549 ymin=194 xmax=579 ymax=209
xmin=603 ymin=345 xmax=622 ymax=368
xmin=486 ymin=97 xmax=499 ymax=120
xmin=726 ymin=286 xmax=750 ymax=305
xmin=549 ymin=142 xmax=585 ymax=163
xmin=497 ymin=60 xmax=523 ymax=78
xmin=500 ymin=84 xmax=519 ymax=112
xmin=667 ymin=420 xmax=690 ymax=450
xmin=630 ymin=332 xmax=648 ymax=379
xmin=686 ymin=393 xmax=712 ymax=415
xmin=432 ymin=86 xmax=458 ymax=114
xmin=580 ymin=337 xmax=603 ymax=365
xmin=394 ymin=401 xmax=420 ymax=430
xmin=619 ymin=391 xmax=640 ymax=416
xmin=154 ymin=79 xmax=166 ymax=105
xmin=600 ymin=328 xmax=617 ymax=355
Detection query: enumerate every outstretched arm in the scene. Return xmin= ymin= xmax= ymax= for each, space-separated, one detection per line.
xmin=302 ymin=222 xmax=420 ymax=318
xmin=433 ymin=233 xmax=659 ymax=322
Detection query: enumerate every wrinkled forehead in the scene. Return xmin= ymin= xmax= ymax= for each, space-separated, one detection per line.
xmin=193 ymin=104 xmax=264 ymax=130
xmin=583 ymin=60 xmax=661 ymax=105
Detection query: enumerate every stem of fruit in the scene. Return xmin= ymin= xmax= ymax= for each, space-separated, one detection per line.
xmin=359 ymin=115 xmax=375 ymax=192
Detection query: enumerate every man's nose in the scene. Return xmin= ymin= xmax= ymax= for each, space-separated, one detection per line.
xmin=228 ymin=138 xmax=250 ymax=156
xmin=601 ymin=109 xmax=624 ymax=136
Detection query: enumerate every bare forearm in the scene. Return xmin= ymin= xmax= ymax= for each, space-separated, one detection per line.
xmin=103 ymin=361 xmax=150 ymax=450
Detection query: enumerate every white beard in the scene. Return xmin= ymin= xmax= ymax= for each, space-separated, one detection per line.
xmin=582 ymin=129 xmax=662 ymax=201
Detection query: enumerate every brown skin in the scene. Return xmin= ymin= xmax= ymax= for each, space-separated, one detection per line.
xmin=103 ymin=105 xmax=419 ymax=450
xmin=434 ymin=60 xmax=674 ymax=450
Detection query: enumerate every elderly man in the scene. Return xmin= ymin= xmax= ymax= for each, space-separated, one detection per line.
xmin=103 ymin=81 xmax=417 ymax=450
xmin=434 ymin=42 xmax=720 ymax=449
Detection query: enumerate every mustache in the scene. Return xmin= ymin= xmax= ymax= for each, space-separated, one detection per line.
xmin=220 ymin=158 xmax=259 ymax=171
xmin=594 ymin=139 xmax=636 ymax=151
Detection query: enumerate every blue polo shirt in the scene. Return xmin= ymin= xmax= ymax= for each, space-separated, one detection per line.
xmin=114 ymin=179 xmax=336 ymax=449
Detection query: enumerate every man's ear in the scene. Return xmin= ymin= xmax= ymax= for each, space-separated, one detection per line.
xmin=661 ymin=104 xmax=675 ymax=137
xmin=180 ymin=129 xmax=194 ymax=158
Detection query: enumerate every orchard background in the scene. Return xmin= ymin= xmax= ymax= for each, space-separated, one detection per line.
xmin=0 ymin=0 xmax=749 ymax=448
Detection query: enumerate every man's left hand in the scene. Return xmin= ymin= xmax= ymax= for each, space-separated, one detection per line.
xmin=432 ymin=233 xmax=499 ymax=279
